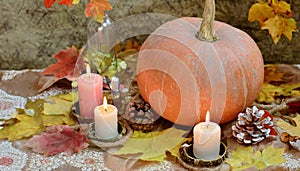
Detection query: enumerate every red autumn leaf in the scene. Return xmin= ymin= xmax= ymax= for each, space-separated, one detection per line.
xmin=85 ymin=0 xmax=112 ymax=23
xmin=262 ymin=110 xmax=278 ymax=136
xmin=42 ymin=46 xmax=80 ymax=80
xmin=58 ymin=0 xmax=73 ymax=6
xmin=25 ymin=125 xmax=89 ymax=156
xmin=44 ymin=0 xmax=56 ymax=8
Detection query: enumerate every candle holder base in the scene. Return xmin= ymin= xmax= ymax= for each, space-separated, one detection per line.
xmin=71 ymin=101 xmax=94 ymax=124
xmin=87 ymin=117 xmax=133 ymax=149
xmin=178 ymin=139 xmax=227 ymax=170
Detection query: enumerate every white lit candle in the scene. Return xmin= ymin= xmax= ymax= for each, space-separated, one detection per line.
xmin=94 ymin=97 xmax=118 ymax=139
xmin=193 ymin=111 xmax=221 ymax=160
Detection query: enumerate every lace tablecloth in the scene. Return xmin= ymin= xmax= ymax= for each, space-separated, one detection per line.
xmin=0 ymin=70 xmax=300 ymax=171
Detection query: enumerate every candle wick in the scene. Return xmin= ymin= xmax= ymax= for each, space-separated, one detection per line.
xmin=105 ymin=108 xmax=107 ymax=112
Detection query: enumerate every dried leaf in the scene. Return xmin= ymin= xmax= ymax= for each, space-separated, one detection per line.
xmin=262 ymin=15 xmax=297 ymax=44
xmin=114 ymin=127 xmax=188 ymax=162
xmin=0 ymin=100 xmax=45 ymax=141
xmin=25 ymin=125 xmax=89 ymax=156
xmin=85 ymin=0 xmax=112 ymax=23
xmin=42 ymin=46 xmax=79 ymax=80
xmin=0 ymin=98 xmax=76 ymax=141
xmin=43 ymin=96 xmax=73 ymax=115
xmin=271 ymin=0 xmax=293 ymax=17
xmin=264 ymin=64 xmax=300 ymax=85
xmin=264 ymin=65 xmax=284 ymax=83
xmin=72 ymin=0 xmax=80 ymax=4
xmin=226 ymin=145 xmax=286 ymax=170
xmin=276 ymin=114 xmax=300 ymax=137
xmin=248 ymin=0 xmax=297 ymax=44
xmin=58 ymin=0 xmax=73 ymax=6
xmin=248 ymin=1 xmax=275 ymax=26
xmin=257 ymin=83 xmax=300 ymax=103
xmin=37 ymin=75 xmax=58 ymax=93
xmin=44 ymin=0 xmax=56 ymax=8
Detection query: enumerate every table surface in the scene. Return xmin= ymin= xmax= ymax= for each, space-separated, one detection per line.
xmin=0 ymin=69 xmax=299 ymax=171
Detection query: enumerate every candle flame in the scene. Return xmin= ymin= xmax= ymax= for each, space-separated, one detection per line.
xmin=86 ymin=64 xmax=91 ymax=74
xmin=205 ymin=111 xmax=210 ymax=123
xmin=103 ymin=96 xmax=107 ymax=111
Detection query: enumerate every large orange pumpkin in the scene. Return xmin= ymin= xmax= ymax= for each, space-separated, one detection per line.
xmin=136 ymin=0 xmax=264 ymax=126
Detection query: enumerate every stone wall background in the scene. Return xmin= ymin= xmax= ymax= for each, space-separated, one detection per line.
xmin=0 ymin=0 xmax=299 ymax=69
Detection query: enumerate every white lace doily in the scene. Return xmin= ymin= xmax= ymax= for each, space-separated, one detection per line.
xmin=0 ymin=89 xmax=27 ymax=120
xmin=0 ymin=141 xmax=28 ymax=171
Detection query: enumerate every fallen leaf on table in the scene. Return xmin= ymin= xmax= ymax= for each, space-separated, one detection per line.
xmin=169 ymin=137 xmax=192 ymax=159
xmin=226 ymin=145 xmax=285 ymax=170
xmin=38 ymin=46 xmax=82 ymax=92
xmin=264 ymin=64 xmax=300 ymax=85
xmin=114 ymin=127 xmax=188 ymax=162
xmin=25 ymin=125 xmax=89 ymax=156
xmin=0 ymin=98 xmax=76 ymax=141
xmin=0 ymin=114 xmax=43 ymax=141
xmin=264 ymin=65 xmax=284 ymax=84
xmin=257 ymin=83 xmax=300 ymax=103
xmin=43 ymin=96 xmax=73 ymax=115
xmin=276 ymin=114 xmax=300 ymax=137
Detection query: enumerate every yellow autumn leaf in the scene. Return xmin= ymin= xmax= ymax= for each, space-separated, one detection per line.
xmin=257 ymin=83 xmax=300 ymax=103
xmin=276 ymin=114 xmax=300 ymax=137
xmin=58 ymin=92 xmax=78 ymax=102
xmin=72 ymin=0 xmax=80 ymax=4
xmin=262 ymin=14 xmax=297 ymax=44
xmin=261 ymin=145 xmax=286 ymax=167
xmin=226 ymin=145 xmax=285 ymax=170
xmin=257 ymin=83 xmax=284 ymax=103
xmin=0 ymin=98 xmax=77 ymax=141
xmin=271 ymin=0 xmax=292 ymax=16
xmin=114 ymin=127 xmax=188 ymax=162
xmin=169 ymin=138 xmax=192 ymax=159
xmin=43 ymin=96 xmax=73 ymax=115
xmin=248 ymin=2 xmax=275 ymax=26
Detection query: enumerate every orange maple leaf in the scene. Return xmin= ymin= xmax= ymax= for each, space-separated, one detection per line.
xmin=85 ymin=0 xmax=112 ymax=23
xmin=42 ymin=46 xmax=80 ymax=80
xmin=58 ymin=0 xmax=73 ymax=6
xmin=44 ymin=0 xmax=56 ymax=8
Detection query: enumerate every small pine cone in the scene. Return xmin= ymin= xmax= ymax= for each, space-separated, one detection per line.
xmin=232 ymin=106 xmax=274 ymax=145
xmin=124 ymin=95 xmax=157 ymax=132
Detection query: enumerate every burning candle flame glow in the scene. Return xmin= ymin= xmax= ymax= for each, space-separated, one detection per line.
xmin=103 ymin=96 xmax=108 ymax=111
xmin=206 ymin=111 xmax=210 ymax=123
xmin=86 ymin=64 xmax=91 ymax=74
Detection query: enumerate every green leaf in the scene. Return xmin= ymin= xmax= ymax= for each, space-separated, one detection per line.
xmin=114 ymin=127 xmax=188 ymax=162
xmin=226 ymin=145 xmax=286 ymax=170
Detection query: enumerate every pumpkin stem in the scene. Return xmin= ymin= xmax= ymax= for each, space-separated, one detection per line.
xmin=197 ymin=0 xmax=218 ymax=42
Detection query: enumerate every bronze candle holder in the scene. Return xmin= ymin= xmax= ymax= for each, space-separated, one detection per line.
xmin=178 ymin=139 xmax=228 ymax=170
xmin=87 ymin=117 xmax=132 ymax=149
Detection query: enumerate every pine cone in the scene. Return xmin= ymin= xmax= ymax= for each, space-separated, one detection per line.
xmin=232 ymin=106 xmax=274 ymax=145
xmin=124 ymin=95 xmax=158 ymax=132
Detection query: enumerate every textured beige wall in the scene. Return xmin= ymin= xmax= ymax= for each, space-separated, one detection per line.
xmin=0 ymin=0 xmax=299 ymax=69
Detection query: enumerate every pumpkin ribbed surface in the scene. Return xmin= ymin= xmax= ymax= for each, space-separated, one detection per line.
xmin=136 ymin=17 xmax=264 ymax=126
